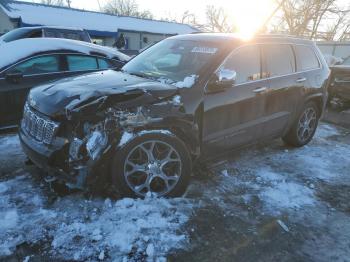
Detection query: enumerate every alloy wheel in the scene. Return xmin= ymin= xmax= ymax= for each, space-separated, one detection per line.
xmin=123 ymin=140 xmax=182 ymax=197
xmin=297 ymin=107 xmax=317 ymax=143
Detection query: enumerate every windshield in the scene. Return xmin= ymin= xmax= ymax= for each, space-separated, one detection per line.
xmin=122 ymin=39 xmax=221 ymax=88
xmin=0 ymin=28 xmax=35 ymax=43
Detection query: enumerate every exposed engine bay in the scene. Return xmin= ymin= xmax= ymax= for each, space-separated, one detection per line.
xmin=60 ymin=93 xmax=198 ymax=189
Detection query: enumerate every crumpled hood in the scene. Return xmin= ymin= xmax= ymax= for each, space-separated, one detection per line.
xmin=29 ymin=70 xmax=178 ymax=116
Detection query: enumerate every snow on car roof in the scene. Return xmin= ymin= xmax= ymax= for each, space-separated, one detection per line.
xmin=0 ymin=1 xmax=198 ymax=35
xmin=0 ymin=38 xmax=130 ymax=72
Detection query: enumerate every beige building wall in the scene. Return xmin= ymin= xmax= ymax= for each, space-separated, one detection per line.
xmin=140 ymin=33 xmax=168 ymax=49
xmin=0 ymin=9 xmax=15 ymax=35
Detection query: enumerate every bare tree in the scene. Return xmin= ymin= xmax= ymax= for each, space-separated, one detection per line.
xmin=204 ymin=5 xmax=236 ymax=33
xmin=160 ymin=10 xmax=204 ymax=30
xmin=103 ymin=0 xmax=153 ymax=19
xmin=40 ymin=0 xmax=66 ymax=6
xmin=273 ymin=0 xmax=350 ymax=40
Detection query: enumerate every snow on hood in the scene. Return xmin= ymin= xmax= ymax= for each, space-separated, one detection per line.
xmin=175 ymin=75 xmax=198 ymax=88
xmin=0 ymin=38 xmax=130 ymax=72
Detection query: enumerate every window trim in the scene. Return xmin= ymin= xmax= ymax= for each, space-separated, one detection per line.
xmin=293 ymin=44 xmax=321 ymax=72
xmin=5 ymin=54 xmax=62 ymax=76
xmin=0 ymin=52 xmax=117 ymax=78
xmin=65 ymin=54 xmax=99 ymax=72
xmin=219 ymin=43 xmax=263 ymax=85
xmin=262 ymin=43 xmax=296 ymax=78
xmin=212 ymin=42 xmax=323 ymax=87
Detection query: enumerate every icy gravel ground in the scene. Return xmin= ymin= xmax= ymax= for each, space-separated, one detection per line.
xmin=176 ymin=123 xmax=350 ymax=262
xmin=0 ymin=173 xmax=194 ymax=261
xmin=0 ymin=123 xmax=350 ymax=261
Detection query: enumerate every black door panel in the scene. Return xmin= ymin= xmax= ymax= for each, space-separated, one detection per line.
xmin=261 ymin=44 xmax=303 ymax=137
xmin=202 ymin=44 xmax=268 ymax=152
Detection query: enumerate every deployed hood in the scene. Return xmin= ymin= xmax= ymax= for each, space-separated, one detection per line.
xmin=29 ymin=70 xmax=178 ymax=117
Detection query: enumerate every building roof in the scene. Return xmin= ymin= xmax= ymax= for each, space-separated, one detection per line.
xmin=0 ymin=0 xmax=199 ymax=36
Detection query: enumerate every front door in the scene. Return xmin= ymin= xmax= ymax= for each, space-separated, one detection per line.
xmin=202 ymin=44 xmax=269 ymax=153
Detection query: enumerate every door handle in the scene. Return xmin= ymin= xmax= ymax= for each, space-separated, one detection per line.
xmin=253 ymin=87 xmax=268 ymax=93
xmin=296 ymin=77 xmax=307 ymax=83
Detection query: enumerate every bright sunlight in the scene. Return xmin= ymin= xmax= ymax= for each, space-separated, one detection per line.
xmin=230 ymin=0 xmax=277 ymax=39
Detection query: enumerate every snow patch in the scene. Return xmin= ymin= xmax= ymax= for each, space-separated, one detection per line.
xmin=174 ymin=75 xmax=198 ymax=88
xmin=118 ymin=131 xmax=134 ymax=147
xmin=0 ymin=174 xmax=193 ymax=260
xmin=261 ymin=182 xmax=315 ymax=211
xmin=0 ymin=210 xmax=18 ymax=230
xmin=315 ymin=123 xmax=340 ymax=139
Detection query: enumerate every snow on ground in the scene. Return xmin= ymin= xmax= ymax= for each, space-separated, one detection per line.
xmin=0 ymin=173 xmax=194 ymax=261
xmin=209 ymin=123 xmax=350 ymax=214
xmin=1 ymin=123 xmax=350 ymax=261
xmin=179 ymin=122 xmax=350 ymax=261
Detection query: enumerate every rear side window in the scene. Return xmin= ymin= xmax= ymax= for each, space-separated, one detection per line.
xmin=45 ymin=29 xmax=84 ymax=41
xmin=295 ymin=45 xmax=320 ymax=71
xmin=97 ymin=58 xmax=110 ymax=69
xmin=67 ymin=55 xmax=98 ymax=71
xmin=10 ymin=55 xmax=59 ymax=75
xmin=263 ymin=44 xmax=295 ymax=77
xmin=223 ymin=45 xmax=261 ymax=84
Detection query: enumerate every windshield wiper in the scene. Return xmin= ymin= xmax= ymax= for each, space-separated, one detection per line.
xmin=122 ymin=70 xmax=149 ymax=79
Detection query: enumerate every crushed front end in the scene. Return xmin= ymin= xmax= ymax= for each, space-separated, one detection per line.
xmin=19 ymin=88 xmax=199 ymax=190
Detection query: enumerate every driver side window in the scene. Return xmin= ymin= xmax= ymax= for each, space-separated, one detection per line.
xmin=10 ymin=55 xmax=60 ymax=75
xmin=222 ymin=45 xmax=261 ymax=85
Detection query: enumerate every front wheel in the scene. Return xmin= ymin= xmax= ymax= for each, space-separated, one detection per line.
xmin=282 ymin=101 xmax=319 ymax=147
xmin=111 ymin=132 xmax=191 ymax=198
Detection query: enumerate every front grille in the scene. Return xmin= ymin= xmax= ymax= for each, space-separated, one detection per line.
xmin=22 ymin=103 xmax=59 ymax=144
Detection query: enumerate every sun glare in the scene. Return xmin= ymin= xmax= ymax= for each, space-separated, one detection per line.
xmin=230 ymin=0 xmax=276 ymax=39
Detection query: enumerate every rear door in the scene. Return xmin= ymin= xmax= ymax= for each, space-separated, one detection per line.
xmin=261 ymin=43 xmax=304 ymax=138
xmin=203 ymin=44 xmax=269 ymax=151
xmin=0 ymin=54 xmax=65 ymax=127
xmin=294 ymin=44 xmax=323 ymax=100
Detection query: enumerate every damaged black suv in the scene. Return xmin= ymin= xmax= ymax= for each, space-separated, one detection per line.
xmin=19 ymin=34 xmax=329 ymax=197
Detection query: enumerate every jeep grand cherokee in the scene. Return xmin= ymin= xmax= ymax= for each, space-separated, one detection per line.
xmin=19 ymin=33 xmax=330 ymax=197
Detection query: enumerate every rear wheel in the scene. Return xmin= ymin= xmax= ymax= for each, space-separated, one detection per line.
xmin=111 ymin=132 xmax=191 ymax=198
xmin=282 ymin=101 xmax=319 ymax=147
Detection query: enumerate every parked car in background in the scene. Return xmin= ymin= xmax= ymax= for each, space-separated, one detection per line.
xmin=328 ymin=65 xmax=350 ymax=101
xmin=19 ymin=34 xmax=329 ymax=197
xmin=0 ymin=38 xmax=130 ymax=128
xmin=0 ymin=26 xmax=91 ymax=45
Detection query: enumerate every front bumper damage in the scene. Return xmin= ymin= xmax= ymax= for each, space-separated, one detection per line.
xmin=20 ymin=91 xmax=200 ymax=190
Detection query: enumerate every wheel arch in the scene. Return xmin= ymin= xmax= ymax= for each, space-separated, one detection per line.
xmin=304 ymin=94 xmax=326 ymax=117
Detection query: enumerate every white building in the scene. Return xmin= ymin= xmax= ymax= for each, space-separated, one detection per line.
xmin=0 ymin=0 xmax=199 ymax=54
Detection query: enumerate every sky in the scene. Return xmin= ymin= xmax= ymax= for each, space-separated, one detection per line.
xmin=27 ymin=0 xmax=277 ymax=37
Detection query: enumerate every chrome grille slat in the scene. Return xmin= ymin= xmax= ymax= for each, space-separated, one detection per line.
xmin=22 ymin=103 xmax=59 ymax=144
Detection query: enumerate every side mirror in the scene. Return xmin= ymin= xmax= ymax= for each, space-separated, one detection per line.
xmin=206 ymin=68 xmax=237 ymax=93
xmin=5 ymin=71 xmax=23 ymax=84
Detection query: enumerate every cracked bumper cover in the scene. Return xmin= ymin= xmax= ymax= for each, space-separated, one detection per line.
xmin=19 ymin=128 xmax=76 ymax=183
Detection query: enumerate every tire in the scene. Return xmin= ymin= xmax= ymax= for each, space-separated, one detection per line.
xmin=111 ymin=132 xmax=191 ymax=198
xmin=282 ymin=101 xmax=320 ymax=147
